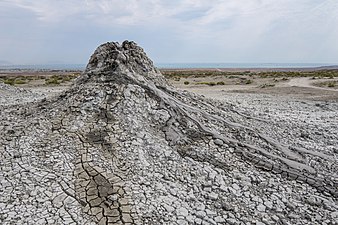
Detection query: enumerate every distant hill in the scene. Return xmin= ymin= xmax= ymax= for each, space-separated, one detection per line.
xmin=316 ymin=65 xmax=338 ymax=70
xmin=0 ymin=60 xmax=11 ymax=66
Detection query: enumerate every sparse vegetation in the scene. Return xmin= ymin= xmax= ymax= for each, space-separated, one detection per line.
xmin=328 ymin=82 xmax=335 ymax=87
xmin=0 ymin=72 xmax=81 ymax=87
xmin=196 ymin=82 xmax=216 ymax=86
xmin=315 ymin=80 xmax=337 ymax=88
xmin=43 ymin=73 xmax=80 ymax=85
xmin=216 ymin=81 xmax=225 ymax=85
xmin=4 ymin=79 xmax=15 ymax=85
xmin=45 ymin=77 xmax=60 ymax=85
xmin=228 ymin=75 xmax=239 ymax=79
xmin=161 ymin=69 xmax=338 ymax=81
xmin=259 ymin=83 xmax=275 ymax=88
xmin=184 ymin=81 xmax=189 ymax=85
xmin=14 ymin=79 xmax=26 ymax=85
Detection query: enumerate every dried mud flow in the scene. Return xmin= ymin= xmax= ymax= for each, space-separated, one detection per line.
xmin=0 ymin=41 xmax=337 ymax=225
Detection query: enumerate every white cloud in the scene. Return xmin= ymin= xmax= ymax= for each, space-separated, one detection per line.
xmin=1 ymin=0 xmax=337 ymax=64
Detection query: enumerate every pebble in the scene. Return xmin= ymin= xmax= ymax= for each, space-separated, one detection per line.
xmin=214 ymin=139 xmax=223 ymax=146
xmin=176 ymin=207 xmax=189 ymax=217
xmin=257 ymin=204 xmax=266 ymax=212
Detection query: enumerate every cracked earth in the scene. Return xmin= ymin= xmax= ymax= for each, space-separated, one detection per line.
xmin=0 ymin=41 xmax=337 ymax=225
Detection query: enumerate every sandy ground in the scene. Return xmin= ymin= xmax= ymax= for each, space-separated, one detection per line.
xmin=170 ymin=76 xmax=338 ymax=101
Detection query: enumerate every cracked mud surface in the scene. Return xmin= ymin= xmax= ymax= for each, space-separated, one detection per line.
xmin=1 ymin=41 xmax=337 ymax=225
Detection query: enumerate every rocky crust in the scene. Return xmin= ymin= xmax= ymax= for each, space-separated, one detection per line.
xmin=0 ymin=40 xmax=337 ymax=225
xmin=0 ymin=82 xmax=44 ymax=105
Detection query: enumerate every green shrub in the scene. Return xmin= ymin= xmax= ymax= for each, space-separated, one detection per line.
xmin=4 ymin=79 xmax=15 ymax=85
xmin=184 ymin=81 xmax=189 ymax=85
xmin=245 ymin=79 xmax=253 ymax=84
xmin=228 ymin=75 xmax=238 ymax=79
xmin=45 ymin=77 xmax=60 ymax=85
xmin=62 ymin=76 xmax=72 ymax=82
xmin=196 ymin=81 xmax=216 ymax=86
xmin=216 ymin=81 xmax=225 ymax=85
xmin=328 ymin=82 xmax=336 ymax=87
xmin=197 ymin=82 xmax=209 ymax=85
xmin=259 ymin=83 xmax=275 ymax=88
xmin=14 ymin=79 xmax=26 ymax=85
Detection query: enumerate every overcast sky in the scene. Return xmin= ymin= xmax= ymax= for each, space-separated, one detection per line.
xmin=0 ymin=0 xmax=337 ymax=65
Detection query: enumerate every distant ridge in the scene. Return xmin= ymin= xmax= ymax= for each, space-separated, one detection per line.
xmin=0 ymin=63 xmax=337 ymax=71
xmin=0 ymin=64 xmax=85 ymax=70
xmin=0 ymin=60 xmax=12 ymax=66
xmin=316 ymin=65 xmax=338 ymax=70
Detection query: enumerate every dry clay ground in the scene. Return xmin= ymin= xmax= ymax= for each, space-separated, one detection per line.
xmin=0 ymin=68 xmax=338 ymax=224
xmin=169 ymin=74 xmax=338 ymax=101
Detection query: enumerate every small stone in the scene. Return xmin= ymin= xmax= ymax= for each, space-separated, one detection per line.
xmin=194 ymin=218 xmax=202 ymax=225
xmin=176 ymin=207 xmax=189 ymax=217
xmin=252 ymin=196 xmax=261 ymax=203
xmin=186 ymin=215 xmax=195 ymax=223
xmin=208 ymin=192 xmax=218 ymax=200
xmin=214 ymin=216 xmax=225 ymax=223
xmin=221 ymin=202 xmax=233 ymax=211
xmin=205 ymin=218 xmax=217 ymax=225
xmin=306 ymin=196 xmax=320 ymax=206
xmin=195 ymin=210 xmax=206 ymax=219
xmin=288 ymin=213 xmax=300 ymax=219
xmin=264 ymin=201 xmax=273 ymax=209
xmin=257 ymin=204 xmax=266 ymax=212
xmin=331 ymin=211 xmax=338 ymax=218
xmin=227 ymin=218 xmax=239 ymax=225
xmin=272 ymin=215 xmax=279 ymax=221
xmin=219 ymin=185 xmax=227 ymax=192
xmin=163 ymin=204 xmax=175 ymax=213
xmin=195 ymin=203 xmax=205 ymax=211
xmin=232 ymin=183 xmax=240 ymax=190
xmin=206 ymin=209 xmax=217 ymax=216
xmin=256 ymin=222 xmax=265 ymax=225
xmin=177 ymin=219 xmax=188 ymax=225
xmin=214 ymin=139 xmax=223 ymax=146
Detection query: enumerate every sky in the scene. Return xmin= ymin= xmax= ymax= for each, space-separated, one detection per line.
xmin=0 ymin=0 xmax=337 ymax=65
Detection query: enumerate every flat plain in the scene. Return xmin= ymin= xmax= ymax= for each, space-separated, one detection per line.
xmin=1 ymin=68 xmax=338 ymax=100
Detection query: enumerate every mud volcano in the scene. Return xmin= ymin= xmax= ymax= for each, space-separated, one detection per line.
xmin=0 ymin=41 xmax=337 ymax=224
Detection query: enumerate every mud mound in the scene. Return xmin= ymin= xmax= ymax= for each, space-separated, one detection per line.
xmin=0 ymin=41 xmax=337 ymax=225
xmin=0 ymin=82 xmax=44 ymax=105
